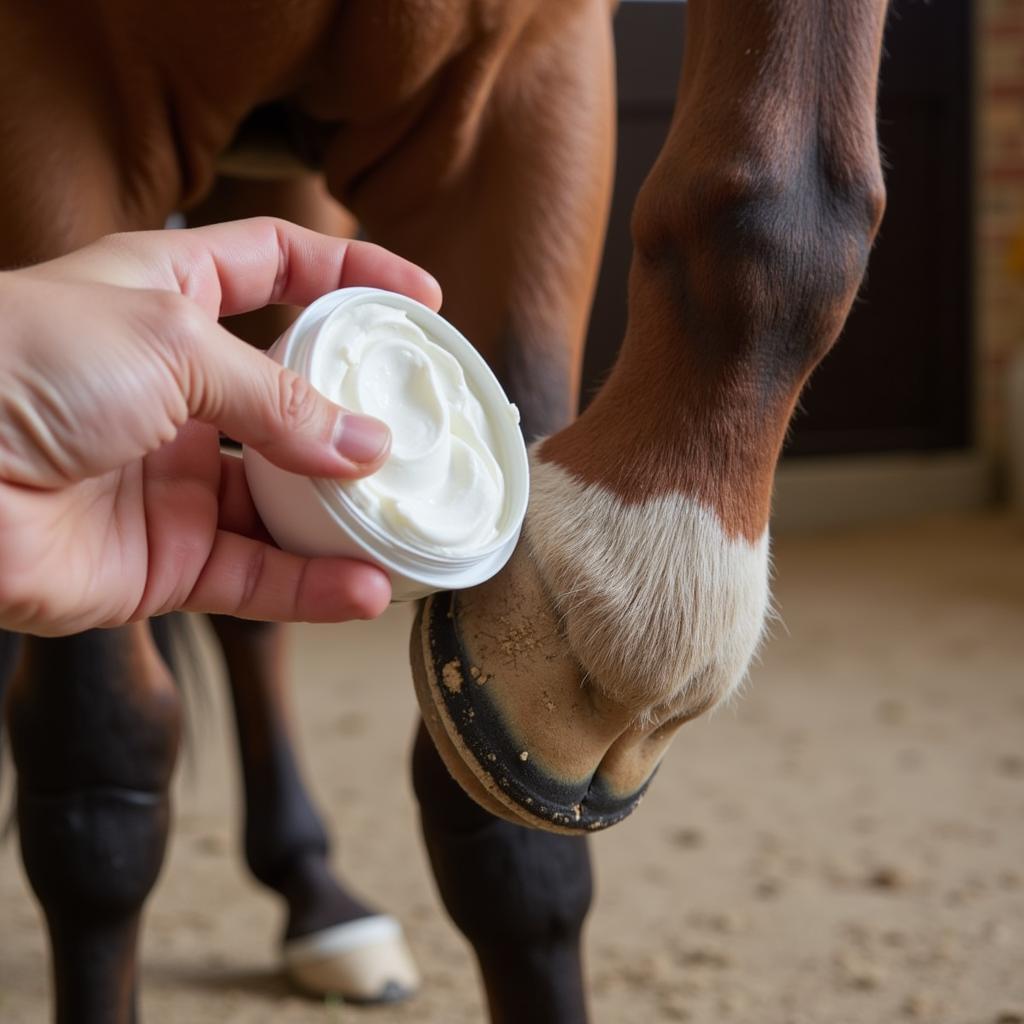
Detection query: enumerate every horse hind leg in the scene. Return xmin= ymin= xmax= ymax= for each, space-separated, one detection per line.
xmin=5 ymin=623 xmax=180 ymax=1024
xmin=185 ymin=172 xmax=419 ymax=1003
xmin=210 ymin=614 xmax=419 ymax=1003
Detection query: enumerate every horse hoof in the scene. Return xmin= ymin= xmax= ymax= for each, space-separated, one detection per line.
xmin=282 ymin=915 xmax=420 ymax=1003
xmin=410 ymin=547 xmax=669 ymax=835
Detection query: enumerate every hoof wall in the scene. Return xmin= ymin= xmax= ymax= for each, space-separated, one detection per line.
xmin=412 ymin=590 xmax=652 ymax=834
xmin=283 ymin=915 xmax=420 ymax=1003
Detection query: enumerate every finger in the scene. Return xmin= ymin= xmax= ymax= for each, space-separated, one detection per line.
xmin=217 ymin=451 xmax=273 ymax=541
xmin=186 ymin=217 xmax=443 ymax=315
xmin=97 ymin=217 xmax=442 ymax=317
xmin=183 ymin=530 xmax=392 ymax=622
xmin=170 ymin=311 xmax=391 ymax=478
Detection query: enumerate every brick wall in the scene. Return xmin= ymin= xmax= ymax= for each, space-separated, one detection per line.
xmin=977 ymin=0 xmax=1024 ymax=463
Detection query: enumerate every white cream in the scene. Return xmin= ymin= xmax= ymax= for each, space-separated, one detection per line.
xmin=310 ymin=301 xmax=513 ymax=556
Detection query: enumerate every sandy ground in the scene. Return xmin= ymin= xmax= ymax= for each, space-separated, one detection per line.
xmin=1 ymin=514 xmax=1023 ymax=1024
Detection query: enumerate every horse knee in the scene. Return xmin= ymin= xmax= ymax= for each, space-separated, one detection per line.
xmin=18 ymin=789 xmax=170 ymax=924
xmin=6 ymin=625 xmax=181 ymax=915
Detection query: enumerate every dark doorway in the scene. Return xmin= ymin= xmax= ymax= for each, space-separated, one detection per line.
xmin=583 ymin=0 xmax=973 ymax=457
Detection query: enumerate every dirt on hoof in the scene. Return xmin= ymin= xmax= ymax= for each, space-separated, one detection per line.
xmin=0 ymin=515 xmax=1022 ymax=1022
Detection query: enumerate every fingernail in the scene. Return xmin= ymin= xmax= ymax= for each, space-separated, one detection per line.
xmin=335 ymin=414 xmax=391 ymax=465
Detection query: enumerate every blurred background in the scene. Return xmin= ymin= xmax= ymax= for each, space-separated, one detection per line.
xmin=1 ymin=2 xmax=1021 ymax=1023
xmin=589 ymin=0 xmax=1023 ymax=530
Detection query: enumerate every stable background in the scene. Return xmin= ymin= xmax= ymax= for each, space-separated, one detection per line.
xmin=2 ymin=2 xmax=1023 ymax=1022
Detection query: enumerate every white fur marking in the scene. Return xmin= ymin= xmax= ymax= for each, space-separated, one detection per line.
xmin=283 ymin=915 xmax=402 ymax=965
xmin=525 ymin=452 xmax=770 ymax=723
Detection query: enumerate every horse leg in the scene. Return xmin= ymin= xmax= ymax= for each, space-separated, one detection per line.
xmin=397 ymin=0 xmax=888 ymax=840
xmin=5 ymin=624 xmax=180 ymax=1024
xmin=333 ymin=6 xmax=614 ymax=1019
xmin=187 ymin=174 xmax=418 ymax=1002
xmin=209 ymin=614 xmax=419 ymax=1001
xmin=413 ymin=722 xmax=592 ymax=1024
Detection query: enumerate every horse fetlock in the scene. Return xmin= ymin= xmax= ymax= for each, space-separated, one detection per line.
xmin=411 ymin=454 xmax=769 ymax=832
xmin=527 ymin=456 xmax=770 ymax=721
xmin=243 ymin=807 xmax=330 ymax=892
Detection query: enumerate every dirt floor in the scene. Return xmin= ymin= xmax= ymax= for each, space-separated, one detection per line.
xmin=1 ymin=514 xmax=1023 ymax=1023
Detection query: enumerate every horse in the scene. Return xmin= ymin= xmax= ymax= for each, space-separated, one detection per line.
xmin=0 ymin=1 xmax=888 ymax=1020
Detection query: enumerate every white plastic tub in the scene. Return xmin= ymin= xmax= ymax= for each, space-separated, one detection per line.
xmin=243 ymin=288 xmax=529 ymax=602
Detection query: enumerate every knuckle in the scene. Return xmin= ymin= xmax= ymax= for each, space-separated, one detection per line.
xmin=96 ymin=229 xmax=130 ymax=251
xmin=129 ymin=291 xmax=211 ymax=415
xmin=275 ymin=370 xmax=324 ymax=434
xmin=147 ymin=290 xmax=199 ymax=349
xmin=146 ymin=291 xmax=204 ymax=371
xmin=92 ymin=229 xmax=138 ymax=260
xmin=248 ymin=214 xmax=282 ymax=237
xmin=237 ymin=545 xmax=267 ymax=614
xmin=166 ymin=291 xmax=206 ymax=336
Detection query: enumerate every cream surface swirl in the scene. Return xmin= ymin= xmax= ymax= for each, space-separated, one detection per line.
xmin=310 ymin=301 xmax=509 ymax=556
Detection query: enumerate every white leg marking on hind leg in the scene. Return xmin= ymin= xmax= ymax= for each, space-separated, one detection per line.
xmin=283 ymin=915 xmax=420 ymax=1000
xmin=283 ymin=915 xmax=402 ymax=963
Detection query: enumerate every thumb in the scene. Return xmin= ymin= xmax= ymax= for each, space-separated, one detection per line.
xmin=172 ymin=301 xmax=390 ymax=478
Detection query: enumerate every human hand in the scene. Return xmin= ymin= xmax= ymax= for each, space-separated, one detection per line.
xmin=0 ymin=217 xmax=442 ymax=635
